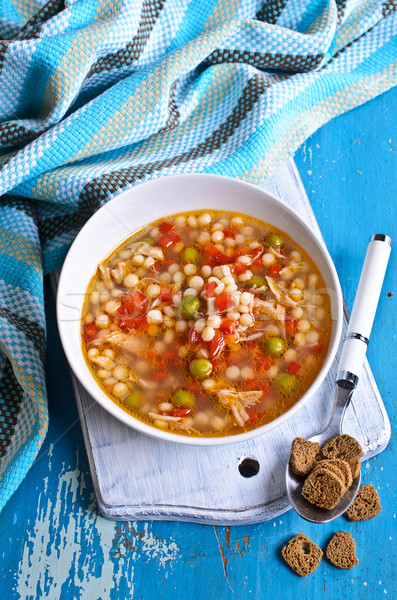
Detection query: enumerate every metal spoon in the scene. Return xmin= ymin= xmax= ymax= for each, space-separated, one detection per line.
xmin=286 ymin=234 xmax=391 ymax=523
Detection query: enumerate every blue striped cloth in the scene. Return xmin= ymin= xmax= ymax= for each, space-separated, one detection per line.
xmin=0 ymin=0 xmax=396 ymax=512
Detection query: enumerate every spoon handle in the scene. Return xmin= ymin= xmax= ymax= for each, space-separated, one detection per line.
xmin=337 ymin=234 xmax=391 ymax=388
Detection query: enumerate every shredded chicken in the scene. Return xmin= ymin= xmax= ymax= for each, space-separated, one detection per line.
xmin=89 ymin=355 xmax=114 ymax=369
xmin=148 ymin=412 xmax=181 ymax=422
xmin=128 ymin=242 xmax=164 ymax=260
xmin=279 ymin=295 xmax=297 ymax=308
xmin=111 ymin=261 xmax=128 ymax=283
xmin=279 ymin=262 xmax=304 ymax=280
xmin=218 ymin=389 xmax=262 ymax=427
xmin=265 ymin=276 xmax=281 ymax=300
xmin=266 ymin=246 xmax=286 ymax=259
xmin=240 ymin=331 xmax=266 ymax=342
xmin=98 ymin=263 xmax=112 ymax=285
xmin=103 ymin=331 xmax=127 ymax=345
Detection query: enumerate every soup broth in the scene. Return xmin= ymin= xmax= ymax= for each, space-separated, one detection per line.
xmin=81 ymin=210 xmax=332 ymax=437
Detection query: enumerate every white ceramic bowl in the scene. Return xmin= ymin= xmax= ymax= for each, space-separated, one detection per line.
xmin=57 ymin=174 xmax=343 ymax=446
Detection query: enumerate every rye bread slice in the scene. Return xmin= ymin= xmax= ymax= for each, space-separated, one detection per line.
xmin=302 ymin=466 xmax=345 ymax=509
xmin=326 ymin=532 xmax=359 ymax=569
xmin=312 ymin=460 xmax=347 ymax=492
xmin=321 ymin=434 xmax=363 ymax=462
xmin=290 ymin=437 xmax=321 ymax=476
xmin=281 ymin=534 xmax=323 ymax=577
xmin=345 ymin=484 xmax=382 ymax=521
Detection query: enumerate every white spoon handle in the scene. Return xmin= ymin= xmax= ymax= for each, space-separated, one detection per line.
xmin=337 ymin=234 xmax=391 ymax=386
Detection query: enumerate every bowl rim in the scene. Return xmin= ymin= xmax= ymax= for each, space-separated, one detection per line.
xmin=56 ymin=173 xmax=343 ymax=446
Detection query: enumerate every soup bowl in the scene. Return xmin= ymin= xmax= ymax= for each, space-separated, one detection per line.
xmin=57 ymin=174 xmax=343 ymax=445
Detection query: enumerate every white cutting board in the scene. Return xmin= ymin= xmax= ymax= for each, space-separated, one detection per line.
xmin=56 ymin=159 xmax=390 ymax=524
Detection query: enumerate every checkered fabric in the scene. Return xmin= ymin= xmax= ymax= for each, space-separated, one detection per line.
xmin=0 ymin=0 xmax=396 ymax=512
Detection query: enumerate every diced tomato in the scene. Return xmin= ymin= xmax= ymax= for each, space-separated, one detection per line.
xmin=146 ymin=349 xmax=156 ymax=360
xmin=160 ymin=287 xmax=172 ymax=302
xmin=268 ymin=264 xmax=281 ymax=277
xmin=220 ymin=319 xmax=237 ymax=335
xmin=119 ymin=315 xmax=147 ymax=332
xmin=252 ymin=246 xmax=263 ymax=260
xmin=287 ymin=361 xmax=301 ymax=375
xmin=172 ymin=408 xmax=192 ymax=417
xmin=214 ymin=292 xmax=233 ymax=312
xmin=134 ymin=315 xmax=148 ymax=331
xmin=117 ymin=291 xmax=148 ymax=318
xmin=208 ymin=332 xmax=225 ymax=358
xmin=189 ymin=328 xmax=200 ymax=345
xmin=202 ymin=259 xmax=216 ymax=268
xmin=285 ymin=317 xmax=297 ymax=337
xmin=168 ymin=230 xmax=182 ymax=244
xmin=159 ymin=221 xmax=173 ymax=233
xmin=204 ymin=244 xmax=221 ymax=258
xmin=253 ymin=257 xmax=262 ymax=268
xmin=83 ymin=322 xmax=98 ymax=343
xmin=233 ymin=262 xmax=247 ymax=275
xmin=223 ymin=227 xmax=236 ymax=239
xmin=236 ymin=245 xmax=249 ymax=255
xmin=204 ymin=280 xmax=218 ymax=298
xmin=158 ymin=235 xmax=174 ymax=249
xmin=203 ymin=244 xmax=232 ymax=265
xmin=152 ymin=262 xmax=161 ymax=273
xmin=152 ymin=372 xmax=169 ymax=381
xmin=216 ymin=253 xmax=232 ymax=265
xmin=245 ymin=408 xmax=262 ymax=424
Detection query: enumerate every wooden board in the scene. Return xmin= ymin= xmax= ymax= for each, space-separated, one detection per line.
xmin=58 ymin=159 xmax=390 ymax=524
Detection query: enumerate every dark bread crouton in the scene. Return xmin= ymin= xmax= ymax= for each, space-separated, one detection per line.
xmin=348 ymin=458 xmax=361 ymax=479
xmin=281 ymin=534 xmax=323 ymax=577
xmin=345 ymin=484 xmax=381 ymax=521
xmin=321 ymin=434 xmax=363 ymax=462
xmin=326 ymin=532 xmax=359 ymax=569
xmin=302 ymin=466 xmax=345 ymax=509
xmin=323 ymin=459 xmax=353 ymax=489
xmin=290 ymin=437 xmax=321 ymax=476
xmin=312 ymin=460 xmax=347 ymax=492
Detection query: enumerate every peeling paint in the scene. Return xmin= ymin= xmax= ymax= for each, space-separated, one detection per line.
xmin=15 ymin=447 xmax=180 ymax=599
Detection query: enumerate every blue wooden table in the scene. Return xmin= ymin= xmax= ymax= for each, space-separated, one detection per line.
xmin=1 ymin=86 xmax=396 ymax=600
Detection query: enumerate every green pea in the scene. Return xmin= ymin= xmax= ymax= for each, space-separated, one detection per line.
xmin=173 ymin=389 xmax=195 ymax=409
xmin=266 ymin=233 xmax=284 ymax=250
xmin=275 ymin=373 xmax=297 ymax=394
xmin=141 ymin=237 xmax=155 ymax=246
xmin=180 ymin=294 xmax=201 ymax=318
xmin=247 ymin=275 xmax=267 ymax=288
xmin=263 ymin=337 xmax=287 ymax=356
xmin=190 ymin=358 xmax=213 ymax=379
xmin=181 ymin=247 xmax=199 ymax=264
xmin=125 ymin=390 xmax=142 ymax=410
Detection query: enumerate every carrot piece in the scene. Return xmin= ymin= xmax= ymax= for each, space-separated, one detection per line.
xmin=83 ymin=322 xmax=98 ymax=343
xmin=285 ymin=317 xmax=297 ymax=337
xmin=286 ymin=361 xmax=301 ymax=375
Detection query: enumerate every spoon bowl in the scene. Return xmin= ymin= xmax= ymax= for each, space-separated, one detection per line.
xmin=286 ymin=384 xmax=361 ymax=523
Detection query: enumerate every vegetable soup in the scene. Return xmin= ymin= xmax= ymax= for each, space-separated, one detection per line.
xmin=81 ymin=211 xmax=332 ymax=437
